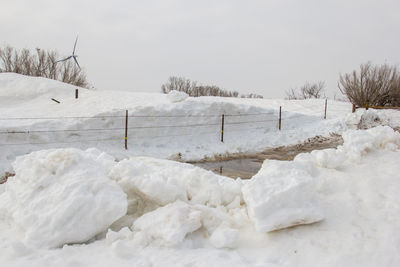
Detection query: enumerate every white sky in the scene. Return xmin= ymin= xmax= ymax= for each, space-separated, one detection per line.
xmin=1 ymin=0 xmax=400 ymax=98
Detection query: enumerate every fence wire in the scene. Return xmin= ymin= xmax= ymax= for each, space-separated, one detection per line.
xmin=0 ymin=104 xmax=331 ymax=147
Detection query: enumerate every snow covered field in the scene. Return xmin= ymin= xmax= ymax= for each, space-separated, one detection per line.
xmin=1 ymin=73 xmax=400 ymax=266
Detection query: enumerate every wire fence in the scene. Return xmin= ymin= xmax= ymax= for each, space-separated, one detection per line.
xmin=0 ymin=101 xmax=337 ymax=148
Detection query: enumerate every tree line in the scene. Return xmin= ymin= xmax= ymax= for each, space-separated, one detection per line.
xmin=161 ymin=76 xmax=263 ymax=99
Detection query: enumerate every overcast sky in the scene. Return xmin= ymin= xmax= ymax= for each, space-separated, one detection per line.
xmin=1 ymin=0 xmax=400 ymax=98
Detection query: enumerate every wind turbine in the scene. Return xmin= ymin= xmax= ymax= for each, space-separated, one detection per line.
xmin=55 ymin=36 xmax=81 ymax=69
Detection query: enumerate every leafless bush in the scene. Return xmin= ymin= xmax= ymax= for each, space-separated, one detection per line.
xmin=161 ymin=76 xmax=197 ymax=94
xmin=161 ymin=76 xmax=241 ymax=97
xmin=241 ymin=93 xmax=263 ymax=99
xmin=0 ymin=45 xmax=88 ymax=88
xmin=338 ymin=62 xmax=400 ymax=107
xmin=286 ymin=81 xmax=325 ymax=100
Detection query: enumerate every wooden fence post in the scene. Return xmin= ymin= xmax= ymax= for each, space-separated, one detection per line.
xmin=125 ymin=110 xmax=128 ymax=150
xmin=366 ymin=100 xmax=369 ymax=110
xmin=324 ymin=99 xmax=327 ymax=119
xmin=352 ymin=104 xmax=356 ymax=113
xmin=279 ymin=106 xmax=282 ymax=130
xmin=221 ymin=114 xmax=224 ymax=143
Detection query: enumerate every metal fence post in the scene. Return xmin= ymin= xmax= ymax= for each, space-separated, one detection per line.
xmin=279 ymin=106 xmax=282 ymax=130
xmin=125 ymin=110 xmax=128 ymax=150
xmin=221 ymin=114 xmax=224 ymax=142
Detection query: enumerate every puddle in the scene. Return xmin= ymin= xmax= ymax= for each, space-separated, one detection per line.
xmin=191 ymin=134 xmax=343 ymax=179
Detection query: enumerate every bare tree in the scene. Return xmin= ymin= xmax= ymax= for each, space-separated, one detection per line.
xmin=338 ymin=62 xmax=400 ymax=106
xmin=161 ymin=76 xmax=197 ymax=94
xmin=285 ymin=88 xmax=299 ymax=100
xmin=0 ymin=45 xmax=88 ymax=88
xmin=286 ymin=81 xmax=325 ymax=100
xmin=241 ymin=93 xmax=263 ymax=99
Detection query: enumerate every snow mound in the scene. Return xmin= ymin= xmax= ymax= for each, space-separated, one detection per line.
xmin=132 ymin=201 xmax=202 ymax=247
xmin=109 ymin=157 xmax=242 ymax=220
xmin=2 ymin=148 xmax=127 ymax=248
xmin=342 ymin=125 xmax=400 ymax=156
xmin=296 ymin=126 xmax=400 ymax=168
xmin=167 ymin=90 xmax=189 ymax=102
xmin=357 ymin=110 xmax=391 ymax=129
xmin=242 ymin=160 xmax=324 ymax=232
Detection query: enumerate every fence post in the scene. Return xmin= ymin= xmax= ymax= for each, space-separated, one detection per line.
xmin=324 ymin=99 xmax=327 ymax=119
xmin=279 ymin=106 xmax=282 ymax=130
xmin=125 ymin=110 xmax=128 ymax=150
xmin=75 ymin=89 xmax=78 ymax=99
xmin=366 ymin=100 xmax=369 ymax=110
xmin=221 ymin=114 xmax=224 ymax=143
xmin=352 ymin=104 xmax=356 ymax=113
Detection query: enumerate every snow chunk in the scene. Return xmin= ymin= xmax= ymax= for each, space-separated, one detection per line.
xmin=209 ymin=223 xmax=239 ymax=249
xmin=132 ymin=201 xmax=202 ymax=247
xmin=167 ymin=90 xmax=189 ymax=103
xmin=3 ymin=148 xmax=127 ymax=248
xmin=242 ymin=160 xmax=324 ymax=232
xmin=109 ymin=157 xmax=242 ymax=219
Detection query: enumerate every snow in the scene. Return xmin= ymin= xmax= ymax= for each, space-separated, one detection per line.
xmin=209 ymin=223 xmax=239 ymax=249
xmin=242 ymin=160 xmax=324 ymax=232
xmin=166 ymin=90 xmax=189 ymax=102
xmin=0 ymin=148 xmax=127 ymax=249
xmin=0 ymin=73 xmax=355 ymax=174
xmin=1 ymin=73 xmax=400 ymax=266
xmin=110 ymin=157 xmax=242 ymax=207
xmin=131 ymin=200 xmax=202 ymax=247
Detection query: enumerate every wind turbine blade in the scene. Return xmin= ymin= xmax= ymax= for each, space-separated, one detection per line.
xmin=73 ymin=56 xmax=81 ymax=69
xmin=55 ymin=56 xmax=72 ymax=63
xmin=73 ymin=35 xmax=78 ymax=55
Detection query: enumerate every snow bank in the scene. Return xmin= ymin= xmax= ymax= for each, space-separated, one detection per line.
xmin=296 ymin=126 xmax=400 ymax=168
xmin=242 ymin=126 xmax=400 ymax=233
xmin=0 ymin=73 xmax=357 ymax=175
xmin=0 ymin=73 xmax=78 ymax=99
xmin=1 ymin=148 xmax=127 ymax=249
xmin=242 ymin=160 xmax=324 ymax=232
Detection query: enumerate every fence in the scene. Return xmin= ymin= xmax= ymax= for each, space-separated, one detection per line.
xmin=352 ymin=102 xmax=400 ymax=112
xmin=0 ymin=101 xmax=332 ymax=150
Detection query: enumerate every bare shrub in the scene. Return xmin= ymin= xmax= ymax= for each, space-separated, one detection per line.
xmin=161 ymin=76 xmax=241 ymax=97
xmin=241 ymin=93 xmax=263 ymax=99
xmin=0 ymin=45 xmax=88 ymax=88
xmin=161 ymin=76 xmax=197 ymax=95
xmin=338 ymin=62 xmax=400 ymax=107
xmin=286 ymin=81 xmax=325 ymax=100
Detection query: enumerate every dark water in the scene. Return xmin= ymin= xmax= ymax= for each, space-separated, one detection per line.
xmin=193 ymin=158 xmax=261 ymax=179
xmin=191 ymin=135 xmax=343 ymax=179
